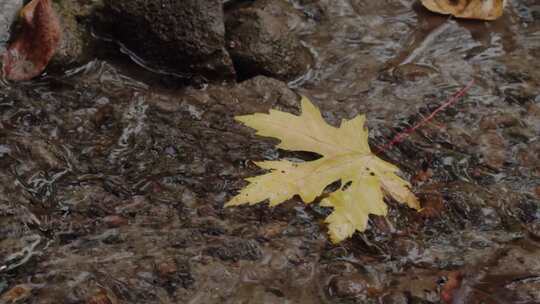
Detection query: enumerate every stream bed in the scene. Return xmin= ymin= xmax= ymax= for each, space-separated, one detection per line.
xmin=1 ymin=0 xmax=539 ymax=303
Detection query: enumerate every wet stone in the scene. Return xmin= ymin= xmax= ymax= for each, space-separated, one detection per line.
xmin=436 ymin=182 xmax=504 ymax=228
xmin=476 ymin=130 xmax=507 ymax=170
xmin=526 ymin=221 xmax=540 ymax=239
xmin=504 ymin=126 xmax=536 ymax=142
xmin=327 ymin=273 xmax=372 ymax=300
xmin=516 ymin=142 xmax=540 ymax=170
xmin=392 ymin=63 xmax=438 ymax=82
xmin=392 ymin=238 xmax=425 ymax=259
xmin=380 ymin=291 xmax=409 ymax=304
xmin=322 ymin=246 xmax=349 ymax=260
xmin=325 ymin=261 xmax=358 ymax=275
xmin=197 ymin=222 xmax=226 ymax=236
xmin=86 ymin=289 xmax=114 ymax=304
xmin=529 ymin=102 xmax=540 ymax=117
xmin=93 ymin=104 xmax=115 ymax=128
xmin=225 ymin=0 xmax=313 ymax=81
xmin=101 ymin=0 xmax=235 ymax=81
xmin=197 ymin=205 xmax=217 ymax=218
xmin=90 ymin=228 xmax=123 ymax=245
xmin=0 ymin=0 xmax=23 ymax=53
xmin=49 ymin=1 xmax=103 ymax=70
xmin=102 ymin=215 xmax=128 ymax=228
xmin=257 ymin=222 xmax=287 ymax=239
xmin=513 ymin=199 xmax=540 ymax=224
xmin=504 ymin=88 xmax=535 ymax=105
xmin=479 ymin=113 xmax=520 ymax=130
xmin=204 ymin=238 xmax=262 ymax=261
xmin=155 ymin=258 xmax=194 ymax=290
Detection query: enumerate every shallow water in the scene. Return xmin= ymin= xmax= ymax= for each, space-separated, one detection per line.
xmin=1 ymin=0 xmax=539 ymax=303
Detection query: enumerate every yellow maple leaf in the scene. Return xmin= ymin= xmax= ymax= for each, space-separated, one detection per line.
xmin=226 ymin=97 xmax=420 ymax=243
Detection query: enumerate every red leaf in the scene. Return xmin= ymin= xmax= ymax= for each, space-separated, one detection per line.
xmin=441 ymin=271 xmax=462 ymax=304
xmin=1 ymin=0 xmax=61 ymax=81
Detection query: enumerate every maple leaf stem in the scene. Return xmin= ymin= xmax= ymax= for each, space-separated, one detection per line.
xmin=377 ymin=79 xmax=475 ymax=153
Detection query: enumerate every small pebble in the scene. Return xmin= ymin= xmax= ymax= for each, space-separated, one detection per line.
xmin=103 ymin=215 xmax=128 ymax=228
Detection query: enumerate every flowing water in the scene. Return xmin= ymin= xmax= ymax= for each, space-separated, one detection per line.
xmin=0 ymin=0 xmax=539 ymax=303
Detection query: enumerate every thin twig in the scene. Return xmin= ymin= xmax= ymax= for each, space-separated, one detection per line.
xmin=377 ymin=79 xmax=475 ymax=153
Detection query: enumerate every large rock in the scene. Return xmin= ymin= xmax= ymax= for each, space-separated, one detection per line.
xmin=49 ymin=1 xmax=103 ymax=69
xmin=225 ymin=0 xmax=314 ymax=81
xmin=101 ymin=0 xmax=235 ymax=81
xmin=0 ymin=0 xmax=23 ymax=54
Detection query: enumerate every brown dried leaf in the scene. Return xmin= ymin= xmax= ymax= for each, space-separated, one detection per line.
xmin=1 ymin=0 xmax=61 ymax=81
xmin=0 ymin=284 xmax=33 ymax=303
xmin=421 ymin=0 xmax=506 ymax=20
